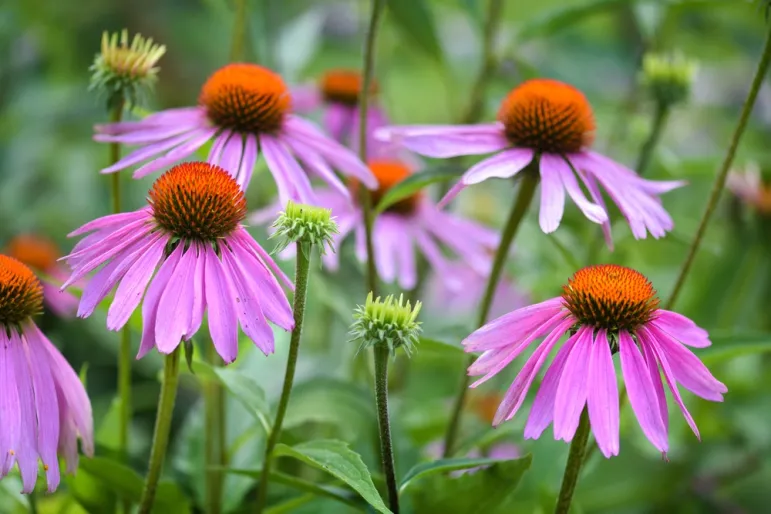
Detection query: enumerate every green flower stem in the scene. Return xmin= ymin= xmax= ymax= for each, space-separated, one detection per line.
xmin=635 ymin=103 xmax=670 ymax=176
xmin=358 ymin=0 xmax=386 ymax=297
xmin=667 ymin=26 xmax=771 ymax=310
xmin=109 ymin=97 xmax=133 ymax=514
xmin=205 ymin=344 xmax=225 ymax=514
xmin=554 ymin=408 xmax=591 ymax=514
xmin=229 ymin=0 xmax=248 ymax=61
xmin=460 ymin=0 xmax=504 ymax=124
xmin=374 ymin=344 xmax=400 ymax=513
xmin=256 ymin=245 xmax=312 ymax=513
xmin=138 ymin=347 xmax=181 ymax=514
xmin=442 ymin=169 xmax=540 ymax=458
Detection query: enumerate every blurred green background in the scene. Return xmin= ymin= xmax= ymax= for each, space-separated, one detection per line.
xmin=2 ymin=0 xmax=771 ymax=512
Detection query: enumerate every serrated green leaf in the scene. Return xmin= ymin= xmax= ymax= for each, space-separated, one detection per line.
xmin=405 ymin=455 xmax=532 ymax=513
xmin=274 ymin=440 xmax=392 ymax=514
xmin=387 ymin=0 xmax=443 ymax=60
xmin=375 ymin=166 xmax=464 ymax=214
xmin=399 ymin=456 xmax=516 ymax=493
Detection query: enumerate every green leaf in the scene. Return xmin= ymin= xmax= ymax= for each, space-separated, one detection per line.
xmin=95 ymin=397 xmax=122 ymax=451
xmin=400 ymin=456 xmax=518 ymax=493
xmin=76 ymin=457 xmax=190 ymax=513
xmin=418 ymin=337 xmax=465 ymax=356
xmin=387 ymin=0 xmax=443 ymax=60
xmin=274 ymin=440 xmax=392 ymax=514
xmin=375 ymin=166 xmax=464 ymax=214
xmin=698 ymin=332 xmax=771 ymax=365
xmin=405 ymin=455 xmax=532 ymax=513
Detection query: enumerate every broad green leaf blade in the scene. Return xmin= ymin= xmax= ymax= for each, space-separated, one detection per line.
xmin=387 ymin=0 xmax=443 ymax=60
xmin=405 ymin=455 xmax=532 ymax=513
xmin=418 ymin=337 xmax=465 ymax=356
xmin=375 ymin=166 xmax=464 ymax=214
xmin=274 ymin=440 xmax=392 ymax=514
xmin=224 ymin=468 xmax=361 ymax=508
xmin=399 ymin=456 xmax=516 ymax=493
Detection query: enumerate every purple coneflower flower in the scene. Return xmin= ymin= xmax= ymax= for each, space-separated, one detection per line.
xmin=292 ymin=68 xmax=388 ymax=154
xmin=0 ymin=255 xmax=93 ymax=492
xmin=253 ymin=159 xmax=498 ymax=290
xmin=6 ymin=234 xmax=79 ymax=317
xmin=93 ymin=63 xmax=377 ymax=205
xmin=376 ymin=79 xmax=685 ymax=246
xmin=63 ymin=162 xmax=294 ymax=363
xmin=463 ymin=264 xmax=726 ymax=458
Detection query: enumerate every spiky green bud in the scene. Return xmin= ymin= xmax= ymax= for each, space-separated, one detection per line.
xmin=89 ymin=29 xmax=166 ymax=111
xmin=640 ymin=52 xmax=697 ymax=108
xmin=350 ymin=292 xmax=422 ymax=356
xmin=271 ymin=201 xmax=338 ymax=257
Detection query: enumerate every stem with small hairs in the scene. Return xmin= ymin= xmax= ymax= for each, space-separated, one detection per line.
xmin=357 ymin=0 xmax=386 ymax=297
xmin=554 ymin=408 xmax=591 ymax=514
xmin=374 ymin=344 xmax=400 ymax=513
xmin=666 ymin=25 xmax=771 ymax=310
xmin=442 ymin=168 xmax=540 ymax=457
xmin=255 ymin=245 xmax=311 ymax=513
xmin=138 ymin=347 xmax=181 ymax=514
xmin=204 ymin=343 xmax=224 ymax=514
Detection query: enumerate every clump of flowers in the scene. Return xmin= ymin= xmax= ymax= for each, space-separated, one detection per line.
xmin=89 ymin=29 xmax=166 ymax=109
xmin=351 ymin=292 xmax=422 ymax=356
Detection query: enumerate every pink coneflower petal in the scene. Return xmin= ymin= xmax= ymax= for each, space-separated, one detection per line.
xmin=238 ymin=134 xmax=259 ymax=189
xmin=186 ymin=246 xmax=207 ymax=341
xmin=538 ymin=159 xmax=566 ymax=233
xmin=260 ymin=134 xmax=316 ymax=205
xmin=586 ymin=329 xmax=619 ymax=457
xmin=9 ymin=331 xmax=39 ymax=493
xmin=641 ymin=339 xmax=670 ymax=434
xmin=618 ymin=331 xmax=668 ymax=452
xmin=283 ymin=135 xmax=350 ymax=199
xmin=155 ymin=244 xmax=195 ymax=354
xmin=218 ymin=132 xmax=247 ymax=182
xmin=374 ymin=123 xmax=509 ymax=158
xmin=545 ymin=154 xmax=607 ymax=224
xmin=133 ymin=128 xmax=218 ymax=179
xmin=204 ymin=245 xmax=239 ymax=363
xmin=0 ymin=338 xmax=21 ymax=477
xmin=396 ymin=234 xmax=418 ymax=290
xmin=138 ymin=242 xmax=183 ymax=359
xmin=554 ymin=326 xmax=594 ymax=442
xmin=652 ymin=310 xmax=711 ymax=348
xmin=101 ymin=132 xmax=197 ymax=174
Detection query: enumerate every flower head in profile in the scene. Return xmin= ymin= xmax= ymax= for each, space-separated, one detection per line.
xmin=271 ymin=200 xmax=338 ymax=257
xmin=6 ymin=234 xmax=79 ymax=317
xmin=293 ymin=68 xmax=388 ymax=154
xmin=727 ymin=162 xmax=771 ymax=215
xmin=463 ymin=264 xmax=726 ymax=458
xmin=252 ymin=158 xmax=499 ymax=290
xmin=63 ymin=162 xmax=294 ymax=363
xmin=377 ymin=79 xmax=685 ymax=247
xmin=94 ymin=63 xmax=377 ymax=202
xmin=89 ymin=29 xmax=166 ymax=110
xmin=351 ymin=292 xmax=422 ymax=356
xmin=0 ymin=255 xmax=93 ymax=493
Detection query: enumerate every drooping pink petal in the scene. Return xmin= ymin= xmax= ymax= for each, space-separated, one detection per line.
xmin=553 ymin=326 xmax=593 ymax=442
xmin=138 ymin=245 xmax=184 ymax=359
xmin=100 ymin=132 xmax=199 ymax=174
xmin=373 ymin=216 xmax=402 ymax=285
xmin=641 ymin=338 xmax=669 ymax=434
xmin=0 ymin=332 xmax=20 ymax=477
xmin=283 ymin=135 xmax=351 ymax=199
xmin=586 ymin=329 xmax=619 ymax=457
xmin=155 ymin=246 xmax=197 ymax=353
xmin=185 ymin=243 xmax=206 ymax=340
xmin=646 ymin=325 xmax=726 ymax=401
xmin=237 ymin=134 xmax=259 ymax=189
xmin=9 ymin=331 xmax=39 ymax=493
xmin=551 ymin=154 xmax=607 ymax=224
xmin=524 ymin=333 xmax=580 ymax=439
xmin=651 ymin=310 xmax=711 ymax=348
xmin=492 ymin=317 xmax=576 ymax=426
xmin=261 ymin=134 xmax=316 ymax=205
xmin=618 ymin=331 xmax=668 ymax=452
xmin=374 ymin=123 xmax=509 ymax=159
xmin=204 ymin=246 xmax=239 ymax=363
xmin=216 ymin=132 xmax=245 ymax=181
xmin=537 ymin=157 xmax=566 ymax=233
xmin=132 ymin=128 xmax=219 ymax=179
xmin=233 ymin=230 xmax=294 ymax=292
xmin=323 ymin=103 xmax=355 ymax=142
xmin=67 ymin=209 xmax=149 ymax=238
xmin=395 ymin=231 xmax=418 ymax=290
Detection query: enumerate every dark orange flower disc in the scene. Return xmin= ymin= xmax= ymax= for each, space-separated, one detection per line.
xmin=351 ymin=160 xmax=420 ymax=214
xmin=0 ymin=255 xmax=43 ymax=326
xmin=320 ymin=69 xmax=378 ymax=106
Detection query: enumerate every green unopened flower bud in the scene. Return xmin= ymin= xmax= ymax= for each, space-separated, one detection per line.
xmin=350 ymin=292 xmax=422 ymax=356
xmin=640 ymin=52 xmax=697 ymax=108
xmin=89 ymin=29 xmax=166 ymax=111
xmin=272 ymin=200 xmax=338 ymax=257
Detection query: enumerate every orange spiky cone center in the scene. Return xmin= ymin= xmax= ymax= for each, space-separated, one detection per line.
xmin=498 ymin=79 xmax=595 ymax=154
xmin=7 ymin=234 xmax=60 ymax=272
xmin=562 ymin=264 xmax=659 ymax=332
xmin=0 ymin=255 xmax=43 ymax=326
xmin=351 ymin=160 xmax=420 ymax=214
xmin=199 ymin=63 xmax=290 ymax=134
xmin=320 ymin=69 xmax=378 ymax=106
xmin=149 ymin=162 xmax=247 ymax=241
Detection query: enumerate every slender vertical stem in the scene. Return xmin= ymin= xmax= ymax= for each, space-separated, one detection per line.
xmin=205 ymin=344 xmax=224 ymax=514
xmin=554 ymin=409 xmax=591 ymax=514
xmin=374 ymin=344 xmax=399 ymax=513
xmin=358 ymin=0 xmax=386 ymax=297
xmin=256 ymin=246 xmax=312 ymax=513
xmin=442 ymin=169 xmax=540 ymax=457
xmin=230 ymin=0 xmax=248 ymax=61
xmin=667 ymin=26 xmax=771 ymax=310
xmin=460 ymin=0 xmax=504 ymax=124
xmin=635 ymin=103 xmax=670 ymax=176
xmin=138 ymin=348 xmax=181 ymax=514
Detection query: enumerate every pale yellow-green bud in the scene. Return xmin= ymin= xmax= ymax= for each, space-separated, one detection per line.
xmin=640 ymin=52 xmax=697 ymax=108
xmin=350 ymin=292 xmax=422 ymax=356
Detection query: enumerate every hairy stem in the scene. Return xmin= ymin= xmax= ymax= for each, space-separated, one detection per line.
xmin=667 ymin=26 xmax=771 ymax=310
xmin=635 ymin=103 xmax=670 ymax=176
xmin=138 ymin=348 xmax=181 ymax=514
xmin=442 ymin=169 xmax=540 ymax=457
xmin=374 ymin=344 xmax=400 ymax=513
xmin=554 ymin=409 xmax=591 ymax=514
xmin=205 ymin=344 xmax=224 ymax=514
xmin=357 ymin=0 xmax=387 ymax=297
xmin=255 ymin=245 xmax=311 ymax=513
